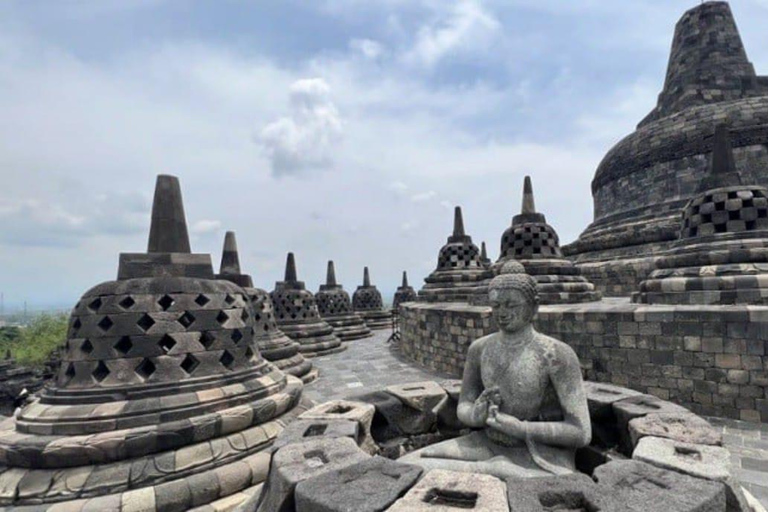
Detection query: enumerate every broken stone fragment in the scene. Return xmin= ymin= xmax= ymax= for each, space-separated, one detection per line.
xmin=388 ymin=469 xmax=509 ymax=512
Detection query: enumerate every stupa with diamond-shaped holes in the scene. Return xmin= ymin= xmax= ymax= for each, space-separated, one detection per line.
xmin=0 ymin=175 xmax=305 ymax=511
xmin=315 ymin=261 xmax=372 ymax=341
xmin=418 ymin=206 xmax=493 ymax=302
xmin=271 ymin=253 xmax=345 ymax=356
xmin=634 ymin=124 xmax=768 ymax=305
xmin=496 ymin=176 xmax=601 ymax=304
xmin=393 ymin=271 xmax=418 ymax=310
xmin=352 ymin=267 xmax=393 ymax=330
xmin=216 ymin=231 xmax=317 ymax=383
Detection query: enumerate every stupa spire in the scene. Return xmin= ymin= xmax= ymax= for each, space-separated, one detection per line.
xmin=326 ymin=260 xmax=337 ymax=286
xmin=453 ymin=207 xmax=466 ymax=238
xmin=285 ymin=253 xmax=298 ymax=282
xmin=402 ymin=271 xmax=409 ymax=287
xmin=219 ymin=231 xmax=241 ymax=275
xmin=481 ymin=242 xmax=488 ymax=260
xmin=363 ymin=266 xmax=371 ymax=287
xmin=147 ymin=175 xmax=191 ymax=254
xmin=522 ymin=176 xmax=536 ymax=214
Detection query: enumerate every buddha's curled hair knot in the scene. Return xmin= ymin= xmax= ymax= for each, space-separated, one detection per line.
xmin=489 ymin=273 xmax=539 ymax=305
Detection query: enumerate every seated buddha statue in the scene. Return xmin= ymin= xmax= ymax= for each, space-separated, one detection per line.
xmin=400 ymin=267 xmax=591 ymax=479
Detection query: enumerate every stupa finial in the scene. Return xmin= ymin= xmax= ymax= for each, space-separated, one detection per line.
xmin=219 ymin=231 xmax=241 ymax=275
xmin=402 ymin=271 xmax=409 ymax=287
xmin=285 ymin=253 xmax=298 ymax=282
xmin=453 ymin=206 xmax=466 ymax=238
xmin=481 ymin=241 xmax=488 ymax=260
xmin=147 ymin=175 xmax=191 ymax=254
xmin=326 ymin=261 xmax=337 ymax=286
xmin=363 ymin=267 xmax=371 ymax=287
xmin=522 ymin=175 xmax=536 ymax=214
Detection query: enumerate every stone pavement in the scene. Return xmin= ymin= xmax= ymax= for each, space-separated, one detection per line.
xmin=304 ymin=329 xmax=768 ymax=508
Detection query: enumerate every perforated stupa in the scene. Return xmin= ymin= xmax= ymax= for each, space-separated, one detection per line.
xmin=216 ymin=231 xmax=316 ymax=383
xmin=315 ymin=261 xmax=372 ymax=342
xmin=393 ymin=271 xmax=418 ymax=310
xmin=352 ymin=267 xmax=392 ymax=330
xmin=497 ymin=176 xmax=602 ymax=304
xmin=635 ymin=124 xmax=768 ymax=305
xmin=418 ymin=207 xmax=493 ymax=302
xmin=0 ymin=175 xmax=305 ymax=511
xmin=270 ymin=253 xmax=345 ymax=356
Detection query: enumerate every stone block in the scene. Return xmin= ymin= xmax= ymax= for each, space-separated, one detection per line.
xmin=255 ymin=437 xmax=369 ymax=512
xmin=386 ymin=381 xmax=448 ymax=414
xmin=351 ymin=391 xmax=437 ymax=439
xmin=295 ymin=456 xmax=422 ymax=512
xmin=388 ymin=469 xmax=509 ymax=512
xmin=613 ymin=394 xmax=689 ymax=454
xmin=593 ymin=460 xmax=727 ymax=512
xmin=272 ymin=419 xmax=359 ymax=452
xmin=300 ymin=400 xmax=377 ymax=455
xmin=629 ymin=413 xmax=722 ymax=448
xmin=506 ymin=474 xmax=599 ymax=512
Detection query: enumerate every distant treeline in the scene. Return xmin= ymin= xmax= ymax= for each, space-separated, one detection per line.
xmin=0 ymin=314 xmax=68 ymax=367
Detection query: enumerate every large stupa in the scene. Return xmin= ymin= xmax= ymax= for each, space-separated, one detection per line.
xmin=0 ymin=176 xmax=305 ymax=510
xmin=215 ymin=231 xmax=317 ymax=383
xmin=418 ymin=207 xmax=493 ymax=302
xmin=270 ymin=253 xmax=345 ymax=357
xmin=497 ymin=176 xmax=601 ymax=304
xmin=315 ymin=261 xmax=372 ymax=342
xmin=564 ymin=1 xmax=768 ymax=296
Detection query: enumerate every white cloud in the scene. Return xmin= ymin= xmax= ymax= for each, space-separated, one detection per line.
xmin=191 ymin=219 xmax=222 ymax=235
xmin=410 ymin=190 xmax=437 ymax=202
xmin=349 ymin=38 xmax=386 ymax=60
xmin=258 ymin=78 xmax=344 ymax=177
xmin=405 ymin=0 xmax=501 ymax=67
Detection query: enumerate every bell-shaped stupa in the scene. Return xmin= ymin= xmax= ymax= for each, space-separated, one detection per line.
xmin=419 ymin=206 xmax=493 ymax=302
xmin=315 ymin=261 xmax=372 ymax=341
xmin=270 ymin=253 xmax=345 ymax=356
xmin=634 ymin=124 xmax=768 ymax=304
xmin=216 ymin=231 xmax=317 ymax=383
xmin=393 ymin=271 xmax=418 ymax=310
xmin=352 ymin=267 xmax=393 ymax=330
xmin=0 ymin=175 xmax=304 ymax=510
xmin=497 ymin=176 xmax=602 ymax=304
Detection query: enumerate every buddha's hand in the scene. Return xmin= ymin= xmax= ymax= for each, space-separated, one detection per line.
xmin=486 ymin=406 xmax=527 ymax=440
xmin=471 ymin=387 xmax=501 ymax=424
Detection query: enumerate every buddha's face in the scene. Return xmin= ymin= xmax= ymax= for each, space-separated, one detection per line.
xmin=489 ymin=288 xmax=535 ymax=333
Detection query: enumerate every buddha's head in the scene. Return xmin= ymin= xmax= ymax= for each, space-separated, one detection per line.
xmin=488 ymin=272 xmax=538 ymax=333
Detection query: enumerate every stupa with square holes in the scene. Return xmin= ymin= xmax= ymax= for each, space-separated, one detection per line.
xmin=352 ymin=267 xmax=393 ymax=330
xmin=315 ymin=261 xmax=373 ymax=342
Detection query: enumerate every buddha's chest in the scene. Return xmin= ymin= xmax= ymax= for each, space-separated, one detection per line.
xmin=480 ymin=341 xmax=550 ymax=418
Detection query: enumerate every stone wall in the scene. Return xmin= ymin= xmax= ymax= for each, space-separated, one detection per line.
xmin=400 ymin=300 xmax=768 ymax=422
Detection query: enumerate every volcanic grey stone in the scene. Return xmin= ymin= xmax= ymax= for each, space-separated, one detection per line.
xmin=255 ymin=437 xmax=369 ymax=512
xmin=593 ymin=460 xmax=727 ymax=512
xmin=351 ymin=391 xmax=436 ymax=439
xmin=272 ymin=419 xmax=360 ymax=452
xmin=629 ymin=413 xmax=723 ymax=448
xmin=299 ymin=400 xmax=376 ymax=455
xmin=294 ymin=456 xmax=422 ymax=512
xmin=613 ymin=394 xmax=689 ymax=453
xmin=505 ymin=474 xmax=600 ymax=512
xmin=388 ymin=469 xmax=509 ymax=512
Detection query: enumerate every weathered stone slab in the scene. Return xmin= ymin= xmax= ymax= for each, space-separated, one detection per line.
xmin=585 ymin=381 xmax=643 ymax=419
xmin=593 ymin=460 xmax=727 ymax=512
xmin=300 ymin=401 xmax=376 ymax=455
xmin=351 ymin=391 xmax=436 ymax=439
xmin=613 ymin=395 xmax=689 ymax=453
xmin=388 ymin=469 xmax=509 ymax=512
xmin=633 ymin=437 xmax=749 ymax=512
xmin=386 ymin=381 xmax=447 ymax=414
xmin=272 ymin=419 xmax=359 ymax=452
xmin=505 ymin=474 xmax=599 ymax=511
xmin=294 ymin=456 xmax=422 ymax=512
xmin=255 ymin=437 xmax=369 ymax=512
xmin=629 ymin=413 xmax=722 ymax=449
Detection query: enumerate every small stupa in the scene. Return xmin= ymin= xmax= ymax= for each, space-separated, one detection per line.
xmin=419 ymin=206 xmax=493 ymax=302
xmin=216 ymin=231 xmax=316 ymax=383
xmin=0 ymin=175 xmax=304 ymax=510
xmin=393 ymin=271 xmax=418 ymax=309
xmin=315 ymin=261 xmax=372 ymax=341
xmin=635 ymin=124 xmax=768 ymax=304
xmin=352 ymin=267 xmax=393 ymax=330
xmin=270 ymin=253 xmax=345 ymax=356
xmin=497 ymin=176 xmax=602 ymax=304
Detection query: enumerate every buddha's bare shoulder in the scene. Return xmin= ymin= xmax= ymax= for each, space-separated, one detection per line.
xmin=467 ymin=332 xmax=500 ymax=355
xmin=533 ymin=331 xmax=580 ymax=368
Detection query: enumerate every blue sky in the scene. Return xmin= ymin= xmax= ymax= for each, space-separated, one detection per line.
xmin=1 ymin=0 xmax=767 ymax=311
